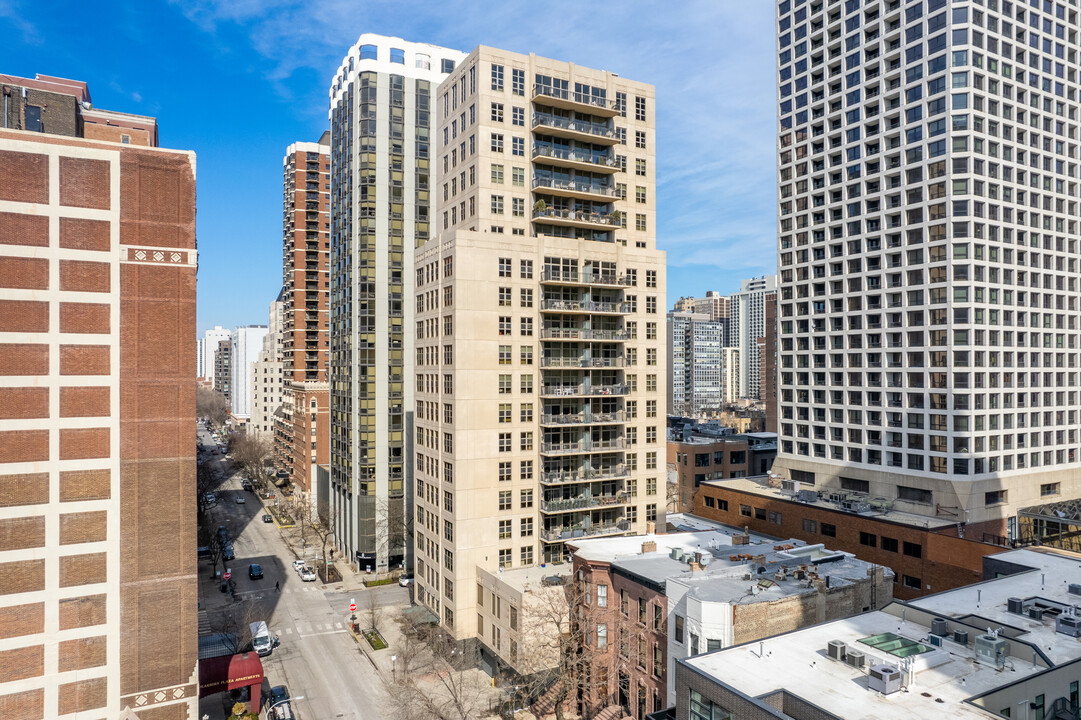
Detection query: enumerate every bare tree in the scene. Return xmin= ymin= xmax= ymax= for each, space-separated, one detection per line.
xmin=365 ymin=589 xmax=384 ymax=636
xmin=309 ymin=507 xmax=337 ymax=583
xmin=383 ymin=629 xmax=493 ymax=720
xmin=205 ymin=596 xmax=264 ymax=656
xmin=197 ymin=385 xmax=229 ymax=428
xmin=230 ymin=434 xmax=274 ymax=488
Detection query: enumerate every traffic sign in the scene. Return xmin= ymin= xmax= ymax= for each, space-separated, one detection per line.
xmin=349 ymin=598 xmax=356 ymax=613
xmin=224 ymin=570 xmax=232 ymax=581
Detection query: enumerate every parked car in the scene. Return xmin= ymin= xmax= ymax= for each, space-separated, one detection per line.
xmin=204 ymin=493 xmax=216 ymax=504
xmin=267 ymin=686 xmax=292 ymax=719
xmin=249 ymin=563 xmax=263 ymax=580
xmin=398 ymin=573 xmax=414 ymax=587
xmin=299 ymin=566 xmax=317 ymax=582
xmin=262 ymin=514 xmax=273 ymax=523
xmin=222 ymin=544 xmax=235 ymax=561
xmin=292 ymin=559 xmax=306 ymax=573
xmin=242 ymin=481 xmax=253 ymax=491
xmin=235 ymin=496 xmax=245 ymax=504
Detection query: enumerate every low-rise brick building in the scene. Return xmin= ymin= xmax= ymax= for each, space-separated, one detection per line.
xmin=667 ymin=433 xmax=776 ymax=513
xmin=567 ymin=522 xmax=891 ymax=719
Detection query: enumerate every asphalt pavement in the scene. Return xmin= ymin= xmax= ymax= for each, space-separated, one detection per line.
xmin=196 ymin=426 xmax=405 ymax=720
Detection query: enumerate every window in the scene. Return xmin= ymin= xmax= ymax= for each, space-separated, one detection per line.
xmin=390 ymin=48 xmax=405 ymax=64
xmin=498 ymin=287 xmax=512 ymax=306
xmin=519 ymin=403 xmax=533 ymax=422
xmin=821 ymin=522 xmax=837 ymax=537
xmin=520 ymin=288 xmax=533 ymax=308
xmin=903 ymin=541 xmax=922 ymax=558
xmin=635 ymin=130 xmax=646 ymax=148
xmin=520 ymin=489 xmax=533 ymax=508
xmin=621 ymin=589 xmax=629 ymax=615
xmin=499 ymin=548 xmax=512 ymax=568
xmin=498 ymin=317 xmax=511 ymax=336
xmin=634 ymin=95 xmax=646 ymax=121
xmin=768 ymin=511 xmax=783 ymax=525
xmin=897 ymin=485 xmax=933 ymax=504
xmin=498 ymin=433 xmax=512 ymax=452
xmin=498 ymin=403 xmax=512 ymax=423
xmin=491 ymin=164 xmax=504 ymax=183
xmin=498 ymin=257 xmax=512 ymax=277
xmin=675 ymin=614 xmax=684 ymax=643
xmin=520 ymin=317 xmax=533 ymax=336
xmin=520 ymin=374 xmax=532 ymax=394
xmin=498 ymin=462 xmax=511 ymax=482
xmin=491 ymin=64 xmax=504 ymax=91
xmin=859 ymin=531 xmax=877 ymax=547
xmin=635 ymin=158 xmax=647 ymax=176
xmin=491 ymin=195 xmax=504 ymax=214
xmin=520 ymin=259 xmax=533 ymax=278
xmin=511 ymin=197 xmax=524 ymax=217
xmin=512 ymin=107 xmax=524 ymax=126
xmin=740 ymin=504 xmax=751 ymax=517
xmin=597 ymin=584 xmax=608 ymax=607
xmin=521 ymin=546 xmax=533 ymax=565
xmin=499 ymin=519 xmax=512 ymax=539
xmin=638 ymin=598 xmax=647 ymax=624
xmin=520 ymin=517 xmax=533 ymax=536
xmin=360 ymin=44 xmax=378 ymax=60
xmin=511 ymin=137 xmax=524 ymax=156
xmin=498 ymin=345 xmax=512 ymax=364
xmin=653 ymin=603 xmax=663 ymax=631
xmin=802 ymin=518 xmax=817 ymax=533
xmin=491 ymin=133 xmax=504 ymax=152
xmin=520 ymin=432 xmax=532 ymax=451
xmin=1041 ymin=482 xmax=1060 ymax=496
xmin=985 ymin=490 xmax=1006 ymax=505
xmin=519 ymin=460 xmax=533 ymax=480
xmin=499 ymin=490 xmax=512 ymax=511
xmin=511 ymin=68 xmax=525 ymax=96
xmin=512 ymin=167 xmax=525 ymax=186
xmin=636 ymin=214 xmax=647 ymax=232
xmin=902 ymin=575 xmax=922 ymax=590
xmin=635 ymin=186 xmax=647 ymax=204
xmin=881 ymin=537 xmax=898 ymax=553
xmin=491 ymin=102 xmax=504 ymax=122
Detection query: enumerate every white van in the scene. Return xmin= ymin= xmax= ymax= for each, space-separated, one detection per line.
xmin=250 ymin=621 xmax=273 ymax=656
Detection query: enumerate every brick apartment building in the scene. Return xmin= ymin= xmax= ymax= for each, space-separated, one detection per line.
xmin=567 ymin=528 xmax=891 ymax=719
xmin=275 ymin=135 xmax=330 ymax=511
xmin=692 ymin=477 xmax=1007 ymax=601
xmin=667 ymin=434 xmax=777 ymax=513
xmin=0 ymin=74 xmax=197 ymax=719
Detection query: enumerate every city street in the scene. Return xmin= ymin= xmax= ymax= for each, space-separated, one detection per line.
xmin=197 ymin=426 xmax=405 ymax=720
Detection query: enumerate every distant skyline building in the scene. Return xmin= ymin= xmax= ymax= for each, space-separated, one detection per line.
xmin=413 ymin=45 xmax=665 ymax=642
xmin=214 ymin=337 xmax=232 ymax=405
xmin=667 ymin=311 xmax=723 ymax=417
xmin=229 ymin=324 xmax=268 ymax=420
xmin=329 ymin=34 xmax=466 ymax=572
xmin=772 ymin=0 xmax=1081 ymax=537
xmin=0 ymin=73 xmax=197 ymax=720
xmin=200 ymin=325 xmax=231 ymax=385
xmin=728 ymin=274 xmax=776 ymax=401
xmin=251 ymin=295 xmax=285 ymax=439
xmin=276 ymin=133 xmax=331 ymax=511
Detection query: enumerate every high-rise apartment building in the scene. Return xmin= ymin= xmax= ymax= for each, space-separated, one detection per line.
xmin=762 ymin=290 xmax=778 ymax=433
xmin=667 ymin=311 xmax=724 ymax=416
xmin=213 ymin=337 xmax=232 ymax=405
xmin=0 ymin=74 xmax=197 ymax=720
xmin=276 ymin=134 xmax=331 ymax=508
xmin=199 ymin=325 xmax=231 ymax=384
xmin=722 ymin=347 xmax=741 ymax=405
xmin=727 ymin=275 xmax=776 ymax=401
xmin=229 ymin=325 xmax=267 ymax=422
xmin=329 ymin=35 xmax=466 ymax=571
xmin=251 ymin=295 xmax=285 ymax=439
xmin=694 ymin=290 xmax=730 ymax=322
xmin=412 ymin=46 xmax=664 ymax=640
xmin=773 ymin=0 xmax=1081 ymax=536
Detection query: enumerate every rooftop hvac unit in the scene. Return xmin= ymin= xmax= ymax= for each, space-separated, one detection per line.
xmin=1069 ymin=584 xmax=1081 ymax=596
xmin=827 ymin=639 xmax=846 ymax=661
xmin=928 ymin=634 xmax=944 ymax=648
xmin=1029 ymin=607 xmax=1045 ymax=621
xmin=780 ymin=479 xmax=799 ymax=494
xmin=798 ymin=489 xmax=819 ymax=503
xmin=953 ymin=630 xmax=969 ymax=646
xmin=974 ymin=634 xmax=1008 ymax=669
xmin=845 ymin=650 xmax=866 ymax=668
xmin=931 ymin=617 xmax=949 ymax=636
xmin=1007 ymin=597 xmax=1025 ymax=614
xmin=1056 ymin=615 xmax=1081 ymax=638
xmin=868 ymin=665 xmax=902 ymax=695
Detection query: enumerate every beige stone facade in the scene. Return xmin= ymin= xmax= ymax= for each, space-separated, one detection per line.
xmin=412 ymin=46 xmax=665 ymax=641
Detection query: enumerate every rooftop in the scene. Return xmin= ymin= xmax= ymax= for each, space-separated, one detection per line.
xmin=701 ymin=475 xmax=960 ymax=531
xmin=681 ymin=549 xmax=1081 ymax=720
xmin=481 ymin=561 xmax=571 ymax=594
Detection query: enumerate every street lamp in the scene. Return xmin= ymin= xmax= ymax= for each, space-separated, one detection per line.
xmin=266 ymin=696 xmax=304 ymax=719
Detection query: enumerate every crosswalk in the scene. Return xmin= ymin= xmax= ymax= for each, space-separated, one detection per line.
xmin=276 ymin=621 xmax=345 ymax=637
xmin=281 ymin=586 xmax=323 ymax=594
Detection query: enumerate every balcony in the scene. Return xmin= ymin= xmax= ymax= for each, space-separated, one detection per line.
xmin=533 ymin=206 xmax=620 ymax=231
xmin=532 ymin=176 xmax=619 ymax=202
xmin=541 ymin=465 xmax=628 ymax=485
xmin=540 ymin=299 xmax=628 ymax=314
xmin=541 ymin=493 xmax=630 ymax=514
xmin=541 ymin=411 xmax=625 ymax=426
xmin=541 ymin=383 xmax=627 ymax=398
xmin=532 ymin=145 xmax=619 ymax=174
xmin=541 ymin=268 xmax=634 ymax=287
xmin=541 ymin=520 xmax=631 ymax=543
xmin=540 ymin=328 xmax=629 ymax=342
xmin=541 ymin=356 xmax=625 ymax=369
xmin=532 ymin=112 xmax=618 ymax=144
xmin=541 ymin=438 xmax=624 ymax=456
xmin=532 ymin=84 xmax=618 ymax=116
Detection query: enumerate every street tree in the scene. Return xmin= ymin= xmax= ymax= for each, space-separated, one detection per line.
xmin=230 ymin=434 xmax=274 ymax=488
xmin=382 ymin=628 xmax=493 ymax=720
xmin=197 ymin=385 xmax=229 ymax=428
xmin=309 ymin=507 xmax=337 ymax=583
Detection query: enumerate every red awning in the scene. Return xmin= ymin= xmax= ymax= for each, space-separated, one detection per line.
xmin=198 ymin=652 xmax=264 ymax=698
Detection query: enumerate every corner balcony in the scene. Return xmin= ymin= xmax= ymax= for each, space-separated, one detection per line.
xmin=532 ymin=112 xmax=618 ymax=144
xmin=540 ymin=328 xmax=629 ymax=342
xmin=532 ymin=84 xmax=619 ymax=117
xmin=540 ymin=411 xmax=625 ymax=426
xmin=541 ymin=355 xmax=625 ymax=369
xmin=540 ymin=383 xmax=627 ymax=398
xmin=532 ymin=145 xmax=620 ymax=174
xmin=541 ymin=493 xmax=631 ymax=514
xmin=541 ymin=520 xmax=631 ymax=543
xmin=532 ymin=176 xmax=619 ymax=203
xmin=541 ymin=465 xmax=628 ymax=485
xmin=540 ymin=299 xmax=628 ymax=314
xmin=540 ymin=438 xmax=624 ymax=455
xmin=533 ymin=206 xmax=620 ymax=231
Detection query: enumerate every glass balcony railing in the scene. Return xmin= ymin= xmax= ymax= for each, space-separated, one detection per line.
xmin=541 ymin=384 xmax=628 ymax=397
xmin=540 ymin=328 xmax=629 ymax=341
xmin=532 ymin=145 xmax=619 ymax=169
xmin=540 ymin=356 xmax=625 ymax=368
xmin=541 ymin=520 xmax=631 ymax=542
xmin=532 ymin=84 xmax=616 ymax=112
xmin=541 ymin=493 xmax=630 ymax=513
xmin=532 ymin=112 xmax=617 ymax=140
xmin=540 ymin=465 xmax=628 ymax=484
xmin=532 ymin=176 xmax=618 ymax=198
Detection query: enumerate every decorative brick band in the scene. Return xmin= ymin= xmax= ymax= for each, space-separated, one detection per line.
xmin=121 ymin=246 xmax=197 ymax=267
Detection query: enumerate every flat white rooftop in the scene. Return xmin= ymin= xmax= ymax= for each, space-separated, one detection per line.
xmin=480 ymin=561 xmax=571 ymax=594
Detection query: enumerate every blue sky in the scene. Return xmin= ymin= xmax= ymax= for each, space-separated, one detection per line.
xmin=0 ymin=0 xmax=778 ymax=335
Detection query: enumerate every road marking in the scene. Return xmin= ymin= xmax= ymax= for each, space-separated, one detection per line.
xmin=299 ymin=629 xmax=348 ymax=637
xmin=335 ymin=622 xmax=343 ymax=629
xmin=284 ymin=628 xmax=293 ymax=634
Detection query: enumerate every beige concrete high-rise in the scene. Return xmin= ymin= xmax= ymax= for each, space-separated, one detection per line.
xmin=413 ymin=46 xmax=665 ymax=643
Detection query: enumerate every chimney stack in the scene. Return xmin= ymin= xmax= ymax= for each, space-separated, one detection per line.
xmin=646 ymin=520 xmax=656 ymax=534
xmin=641 ymin=540 xmax=657 ymax=554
